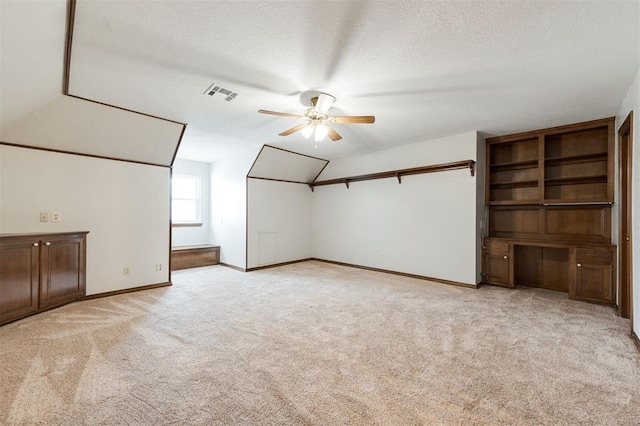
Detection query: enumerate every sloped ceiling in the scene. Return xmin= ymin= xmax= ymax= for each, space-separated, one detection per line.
xmin=0 ymin=0 xmax=66 ymax=130
xmin=248 ymin=146 xmax=328 ymax=184
xmin=67 ymin=0 xmax=639 ymax=162
xmin=0 ymin=0 xmax=184 ymax=167
xmin=2 ymin=1 xmax=639 ymax=165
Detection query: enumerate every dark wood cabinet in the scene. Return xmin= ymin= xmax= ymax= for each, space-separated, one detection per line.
xmin=483 ymin=117 xmax=616 ymax=306
xmin=482 ymin=239 xmax=512 ymax=287
xmin=0 ymin=239 xmax=40 ymax=325
xmin=0 ymin=232 xmax=87 ymax=326
xmin=39 ymin=234 xmax=86 ymax=309
xmin=571 ymin=247 xmax=616 ymax=305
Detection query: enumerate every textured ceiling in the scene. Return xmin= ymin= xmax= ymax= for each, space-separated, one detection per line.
xmin=68 ymin=0 xmax=639 ymax=162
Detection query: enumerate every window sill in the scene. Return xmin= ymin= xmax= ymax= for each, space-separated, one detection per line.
xmin=172 ymin=223 xmax=203 ymax=228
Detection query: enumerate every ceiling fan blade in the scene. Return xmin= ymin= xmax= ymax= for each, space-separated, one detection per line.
xmin=333 ymin=115 xmax=376 ymax=124
xmin=327 ymin=126 xmax=342 ymax=141
xmin=258 ymin=109 xmax=304 ymax=119
xmin=279 ymin=123 xmax=308 ymax=136
xmin=314 ymin=93 xmax=335 ymax=114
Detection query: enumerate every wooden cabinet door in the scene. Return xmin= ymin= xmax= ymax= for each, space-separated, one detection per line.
xmin=0 ymin=239 xmax=40 ymax=325
xmin=483 ymin=252 xmax=512 ymax=287
xmin=39 ymin=235 xmax=86 ymax=309
xmin=574 ymin=262 xmax=613 ymax=304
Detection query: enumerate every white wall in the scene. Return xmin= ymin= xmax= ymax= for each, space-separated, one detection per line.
xmin=616 ymin=64 xmax=640 ymax=334
xmin=247 ymin=179 xmax=312 ymax=268
xmin=0 ymin=146 xmax=170 ymax=295
xmin=317 ymin=132 xmax=478 ymax=179
xmin=312 ymin=132 xmax=481 ymax=285
xmin=210 ymin=146 xmax=261 ymax=269
xmin=171 ymin=158 xmax=211 ymax=247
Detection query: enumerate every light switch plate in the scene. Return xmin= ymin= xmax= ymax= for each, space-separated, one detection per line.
xmin=39 ymin=212 xmax=50 ymax=222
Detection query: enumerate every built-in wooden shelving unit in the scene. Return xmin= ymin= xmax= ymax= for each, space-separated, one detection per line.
xmin=486 ymin=117 xmax=614 ymax=205
xmin=482 ymin=117 xmax=616 ymax=306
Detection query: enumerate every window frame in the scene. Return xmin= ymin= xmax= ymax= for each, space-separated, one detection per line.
xmin=171 ymin=173 xmax=202 ymax=226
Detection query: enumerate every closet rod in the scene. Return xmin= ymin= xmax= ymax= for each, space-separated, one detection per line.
xmin=308 ymin=159 xmax=475 ymax=190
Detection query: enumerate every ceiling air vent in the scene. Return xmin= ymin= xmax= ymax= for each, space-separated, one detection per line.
xmin=203 ymin=83 xmax=238 ymax=101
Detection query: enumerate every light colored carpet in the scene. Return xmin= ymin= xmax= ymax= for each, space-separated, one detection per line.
xmin=1 ymin=260 xmax=639 ymax=425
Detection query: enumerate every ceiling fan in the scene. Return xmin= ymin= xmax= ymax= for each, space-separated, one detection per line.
xmin=258 ymin=90 xmax=375 ymax=144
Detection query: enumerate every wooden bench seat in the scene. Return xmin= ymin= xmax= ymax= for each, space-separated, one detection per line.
xmin=171 ymin=245 xmax=220 ymax=271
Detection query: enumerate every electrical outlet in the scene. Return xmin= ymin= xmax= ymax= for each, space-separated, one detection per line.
xmin=51 ymin=212 xmax=61 ymax=223
xmin=39 ymin=212 xmax=50 ymax=222
xmin=123 ymin=267 xmax=130 ymax=276
xmin=380 ymin=253 xmax=385 ymax=260
xmin=155 ymin=264 xmax=162 ymax=271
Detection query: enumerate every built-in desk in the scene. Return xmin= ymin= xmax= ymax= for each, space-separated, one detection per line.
xmin=482 ymin=237 xmax=616 ymax=306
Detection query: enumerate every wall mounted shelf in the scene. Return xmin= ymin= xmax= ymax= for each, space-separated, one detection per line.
xmin=308 ymin=160 xmax=475 ymax=191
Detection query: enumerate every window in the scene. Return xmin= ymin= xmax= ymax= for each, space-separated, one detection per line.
xmin=172 ymin=174 xmax=201 ymax=224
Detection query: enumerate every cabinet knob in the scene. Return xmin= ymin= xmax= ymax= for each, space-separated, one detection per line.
xmin=577 ymin=263 xmax=581 ymax=267
xmin=503 ymin=255 xmax=508 ymax=259
xmin=45 ymin=242 xmax=51 ymax=246
xmin=33 ymin=242 xmax=39 ymax=247
xmin=627 ymin=237 xmax=631 ymax=241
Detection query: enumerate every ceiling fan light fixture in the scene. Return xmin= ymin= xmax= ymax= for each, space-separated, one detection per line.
xmin=300 ymin=123 xmax=314 ymax=139
xmin=314 ymin=123 xmax=329 ymax=142
xmin=258 ymin=90 xmax=373 ymax=145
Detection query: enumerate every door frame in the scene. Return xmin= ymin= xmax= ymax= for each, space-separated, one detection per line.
xmin=618 ymin=111 xmax=633 ymax=325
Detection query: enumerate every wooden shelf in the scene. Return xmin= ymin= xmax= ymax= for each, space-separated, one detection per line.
xmin=542 ymin=201 xmax=613 ymax=206
xmin=309 ymin=160 xmax=475 ymax=190
xmin=544 ymin=175 xmax=607 ymax=186
xmin=544 ymin=153 xmax=607 ymax=166
xmin=489 ymin=159 xmax=538 ymax=169
xmin=487 ymin=199 xmax=541 ymax=206
xmin=490 ymin=180 xmax=538 ymax=189
xmin=543 ymin=198 xmax=609 ymax=205
xmin=545 ymin=126 xmax=609 ymax=159
xmin=486 ymin=117 xmax=613 ymax=205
